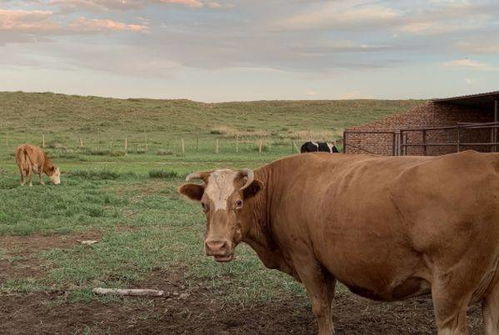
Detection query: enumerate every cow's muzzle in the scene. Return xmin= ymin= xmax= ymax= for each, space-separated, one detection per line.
xmin=205 ymin=239 xmax=234 ymax=262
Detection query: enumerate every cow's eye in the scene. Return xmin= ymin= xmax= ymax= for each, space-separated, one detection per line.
xmin=201 ymin=202 xmax=209 ymax=212
xmin=235 ymin=200 xmax=243 ymax=209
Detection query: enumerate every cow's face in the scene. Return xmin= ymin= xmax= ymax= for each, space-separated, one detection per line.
xmin=178 ymin=169 xmax=262 ymax=262
xmin=49 ymin=167 xmax=61 ymax=185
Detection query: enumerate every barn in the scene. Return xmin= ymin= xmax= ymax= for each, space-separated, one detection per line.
xmin=343 ymin=91 xmax=499 ymax=156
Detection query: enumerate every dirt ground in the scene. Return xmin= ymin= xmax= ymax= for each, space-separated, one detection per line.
xmin=0 ymin=233 xmax=484 ymax=334
xmin=0 ymin=268 xmax=484 ymax=335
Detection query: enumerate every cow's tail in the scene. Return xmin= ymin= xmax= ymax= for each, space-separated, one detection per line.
xmin=17 ymin=147 xmax=32 ymax=175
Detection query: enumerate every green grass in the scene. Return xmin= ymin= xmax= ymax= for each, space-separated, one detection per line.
xmin=0 ymin=174 xmax=302 ymax=303
xmin=0 ymin=91 xmax=422 ymax=306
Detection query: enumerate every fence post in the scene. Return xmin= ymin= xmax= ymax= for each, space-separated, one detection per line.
xmin=394 ymin=130 xmax=401 ymax=156
xmin=42 ymin=134 xmax=45 ymax=148
xmin=181 ymin=138 xmax=185 ymax=154
xmin=258 ymin=140 xmax=263 ymax=154
xmin=236 ymin=135 xmax=239 ymax=153
xmin=124 ymin=137 xmax=128 ymax=155
xmin=293 ymin=141 xmax=300 ymax=153
xmin=145 ymin=134 xmax=148 ymax=152
xmin=79 ymin=138 xmax=84 ymax=148
xmin=493 ymin=99 xmax=498 ymax=152
xmin=215 ymin=139 xmax=219 ymax=154
xmin=422 ymin=130 xmax=427 ymax=156
xmin=343 ymin=132 xmax=347 ymax=154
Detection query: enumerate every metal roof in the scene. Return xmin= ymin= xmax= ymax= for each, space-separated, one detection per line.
xmin=432 ymin=90 xmax=499 ymax=107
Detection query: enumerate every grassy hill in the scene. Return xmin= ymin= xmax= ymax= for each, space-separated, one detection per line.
xmin=0 ymin=91 xmax=422 ymax=150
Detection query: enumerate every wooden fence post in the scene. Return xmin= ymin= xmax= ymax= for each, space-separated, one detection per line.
xmin=42 ymin=134 xmax=45 ymax=148
xmin=258 ymin=141 xmax=263 ymax=154
xmin=236 ymin=135 xmax=239 ymax=153
xmin=145 ymin=134 xmax=148 ymax=152
xmin=79 ymin=138 xmax=84 ymax=148
xmin=181 ymin=138 xmax=185 ymax=154
xmin=215 ymin=139 xmax=219 ymax=154
xmin=293 ymin=141 xmax=300 ymax=153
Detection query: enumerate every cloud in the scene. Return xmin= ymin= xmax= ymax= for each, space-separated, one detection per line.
xmin=0 ymin=9 xmax=59 ymax=32
xmin=69 ymin=17 xmax=149 ymax=32
xmin=160 ymin=0 xmax=203 ymax=8
xmin=274 ymin=0 xmax=498 ymax=36
xmin=274 ymin=3 xmax=399 ymax=31
xmin=0 ymin=8 xmax=149 ymax=39
xmin=48 ymin=0 xmax=206 ymax=11
xmin=442 ymin=59 xmax=499 ymax=71
xmin=456 ymin=40 xmax=499 ymax=54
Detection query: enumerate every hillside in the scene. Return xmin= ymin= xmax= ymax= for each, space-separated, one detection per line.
xmin=0 ymin=92 xmax=424 ymax=163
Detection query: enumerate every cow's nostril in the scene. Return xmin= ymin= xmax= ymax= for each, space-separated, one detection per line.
xmin=205 ymin=240 xmax=227 ymax=252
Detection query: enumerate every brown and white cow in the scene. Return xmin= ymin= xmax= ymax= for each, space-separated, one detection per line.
xmin=179 ymin=151 xmax=499 ymax=335
xmin=15 ymin=144 xmax=61 ymax=186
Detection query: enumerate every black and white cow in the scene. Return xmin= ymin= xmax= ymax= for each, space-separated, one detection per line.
xmin=300 ymin=141 xmax=339 ymax=153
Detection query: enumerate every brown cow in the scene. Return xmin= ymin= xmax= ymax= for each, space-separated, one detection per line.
xmin=179 ymin=151 xmax=499 ymax=335
xmin=15 ymin=144 xmax=61 ymax=186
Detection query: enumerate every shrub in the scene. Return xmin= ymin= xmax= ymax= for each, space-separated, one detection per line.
xmin=156 ymin=149 xmax=174 ymax=156
xmin=70 ymin=170 xmax=120 ymax=180
xmin=148 ymin=170 xmax=179 ymax=179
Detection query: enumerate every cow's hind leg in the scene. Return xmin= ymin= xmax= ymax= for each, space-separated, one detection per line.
xmin=38 ymin=172 xmax=44 ymax=185
xmin=293 ymin=255 xmax=336 ymax=335
xmin=482 ymin=279 xmax=499 ymax=335
xmin=26 ymin=169 xmax=33 ymax=187
xmin=19 ymin=168 xmax=25 ymax=186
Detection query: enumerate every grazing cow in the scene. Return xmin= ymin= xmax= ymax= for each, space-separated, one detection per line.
xmin=15 ymin=144 xmax=61 ymax=186
xmin=301 ymin=141 xmax=339 ymax=153
xmin=179 ymin=151 xmax=499 ymax=335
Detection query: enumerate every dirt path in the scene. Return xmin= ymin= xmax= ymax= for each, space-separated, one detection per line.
xmin=0 ymin=270 xmax=484 ymax=335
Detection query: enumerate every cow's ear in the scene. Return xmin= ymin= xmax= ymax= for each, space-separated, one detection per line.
xmin=178 ymin=183 xmax=205 ymax=201
xmin=243 ymin=180 xmax=263 ymax=200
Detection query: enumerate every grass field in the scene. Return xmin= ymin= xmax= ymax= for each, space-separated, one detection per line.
xmin=4 ymin=92 xmax=479 ymax=334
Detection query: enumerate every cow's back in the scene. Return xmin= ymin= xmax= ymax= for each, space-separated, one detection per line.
xmin=16 ymin=144 xmax=46 ymax=171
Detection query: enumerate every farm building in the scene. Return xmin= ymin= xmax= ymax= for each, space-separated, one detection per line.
xmin=343 ymin=90 xmax=499 ymax=156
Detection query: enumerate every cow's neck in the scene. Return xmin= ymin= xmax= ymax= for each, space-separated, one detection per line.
xmin=42 ymin=157 xmax=54 ymax=175
xmin=242 ymin=169 xmax=294 ymax=277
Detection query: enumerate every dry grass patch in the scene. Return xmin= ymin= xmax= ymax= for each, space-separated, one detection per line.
xmin=287 ymin=129 xmax=344 ymax=141
xmin=210 ymin=125 xmax=270 ymax=138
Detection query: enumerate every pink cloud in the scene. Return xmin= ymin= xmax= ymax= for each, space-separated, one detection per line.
xmin=69 ymin=17 xmax=149 ymax=32
xmin=0 ymin=9 xmax=59 ymax=32
xmin=159 ymin=0 xmax=203 ymax=8
xmin=49 ymin=0 xmax=205 ymax=10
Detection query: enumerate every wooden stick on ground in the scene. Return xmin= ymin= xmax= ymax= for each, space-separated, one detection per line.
xmin=92 ymin=288 xmax=165 ymax=297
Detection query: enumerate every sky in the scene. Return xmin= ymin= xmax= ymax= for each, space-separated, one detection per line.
xmin=0 ymin=0 xmax=498 ymax=102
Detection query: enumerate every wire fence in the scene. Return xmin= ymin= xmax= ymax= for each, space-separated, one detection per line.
xmin=0 ymin=133 xmax=340 ymax=157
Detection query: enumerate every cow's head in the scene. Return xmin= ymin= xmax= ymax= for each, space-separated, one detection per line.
xmin=48 ymin=167 xmax=61 ymax=185
xmin=178 ymin=169 xmax=263 ymax=262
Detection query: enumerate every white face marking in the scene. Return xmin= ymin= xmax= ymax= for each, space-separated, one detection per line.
xmin=49 ymin=168 xmax=61 ymax=185
xmin=205 ymin=169 xmax=238 ymax=210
